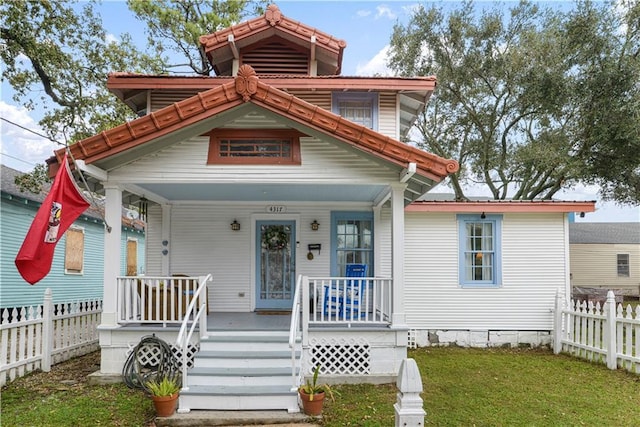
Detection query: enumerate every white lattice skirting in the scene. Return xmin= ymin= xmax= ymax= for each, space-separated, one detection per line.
xmin=308 ymin=336 xmax=370 ymax=375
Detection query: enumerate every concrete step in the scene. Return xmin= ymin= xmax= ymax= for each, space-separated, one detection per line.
xmin=193 ymin=350 xmax=299 ymax=369
xmin=179 ymin=385 xmax=300 ymax=412
xmin=187 ymin=366 xmax=298 ymax=387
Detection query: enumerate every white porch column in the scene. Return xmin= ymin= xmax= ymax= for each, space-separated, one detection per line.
xmin=101 ymin=185 xmax=122 ymax=327
xmin=390 ymin=183 xmax=407 ymax=329
xmin=161 ymin=204 xmax=172 ymax=276
xmin=373 ymin=204 xmax=382 ymax=276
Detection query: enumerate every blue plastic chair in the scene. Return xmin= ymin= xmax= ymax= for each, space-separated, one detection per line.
xmin=342 ymin=264 xmax=368 ymax=319
xmin=323 ymin=264 xmax=368 ymax=320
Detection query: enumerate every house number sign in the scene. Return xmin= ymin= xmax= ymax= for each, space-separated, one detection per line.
xmin=266 ymin=205 xmax=287 ymax=213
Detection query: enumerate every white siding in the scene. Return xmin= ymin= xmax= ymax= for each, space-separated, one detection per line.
xmin=570 ymin=243 xmax=640 ymax=292
xmin=378 ymin=93 xmax=397 ymax=139
xmin=108 ymin=134 xmax=397 ymax=184
xmin=404 ymin=212 xmax=568 ymax=331
xmin=145 ymin=204 xmax=163 ymax=275
xmin=377 ymin=205 xmax=392 ymax=276
xmin=151 ymin=91 xmax=199 ymax=111
xmin=162 ymin=203 xmax=349 ymax=311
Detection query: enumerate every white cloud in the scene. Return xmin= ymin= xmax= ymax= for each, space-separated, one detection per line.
xmin=376 ymin=5 xmax=396 ymax=20
xmin=355 ymin=45 xmax=392 ymax=76
xmin=0 ymin=102 xmax=58 ymax=172
xmin=105 ymin=33 xmax=119 ymax=45
xmin=356 ymin=9 xmax=372 ymax=18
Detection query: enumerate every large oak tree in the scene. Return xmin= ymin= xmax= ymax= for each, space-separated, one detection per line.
xmin=388 ymin=0 xmax=640 ymax=205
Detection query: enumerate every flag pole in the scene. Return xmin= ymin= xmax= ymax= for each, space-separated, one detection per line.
xmin=64 ymin=147 xmax=113 ymax=233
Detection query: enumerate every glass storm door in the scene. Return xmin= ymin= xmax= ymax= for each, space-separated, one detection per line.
xmin=255 ymin=221 xmax=296 ymax=310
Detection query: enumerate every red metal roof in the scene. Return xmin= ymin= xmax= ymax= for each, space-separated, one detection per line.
xmin=51 ymin=65 xmax=458 ymax=182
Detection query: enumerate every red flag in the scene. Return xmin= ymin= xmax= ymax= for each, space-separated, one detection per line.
xmin=15 ymin=154 xmax=90 ymax=285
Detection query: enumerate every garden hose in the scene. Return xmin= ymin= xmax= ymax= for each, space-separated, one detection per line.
xmin=122 ymin=334 xmax=180 ymax=392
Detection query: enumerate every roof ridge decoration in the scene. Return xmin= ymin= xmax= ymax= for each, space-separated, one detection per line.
xmin=199 ymin=4 xmax=347 ymax=58
xmin=53 ymin=65 xmax=458 ymax=182
xmin=236 ymin=65 xmax=259 ymax=101
xmin=265 ymin=4 xmax=282 ymax=26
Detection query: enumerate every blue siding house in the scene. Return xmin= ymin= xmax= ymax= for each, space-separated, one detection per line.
xmin=1 ymin=164 xmax=145 ymax=309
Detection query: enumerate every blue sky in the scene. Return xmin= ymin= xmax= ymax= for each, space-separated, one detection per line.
xmin=1 ymin=1 xmax=638 ymax=222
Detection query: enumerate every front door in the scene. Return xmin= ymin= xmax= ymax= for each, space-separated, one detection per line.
xmin=255 ymin=220 xmax=296 ymax=310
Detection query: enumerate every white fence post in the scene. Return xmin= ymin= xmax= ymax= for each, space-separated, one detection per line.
xmin=553 ymin=288 xmax=563 ymax=355
xmin=605 ymin=290 xmax=617 ymax=370
xmin=41 ymin=288 xmax=53 ymax=372
xmin=394 ymin=358 xmax=426 ymax=427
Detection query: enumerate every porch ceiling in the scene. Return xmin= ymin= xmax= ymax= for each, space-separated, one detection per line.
xmin=134 ymin=183 xmax=387 ymax=203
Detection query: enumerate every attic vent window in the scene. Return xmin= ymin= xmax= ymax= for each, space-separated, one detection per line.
xmin=207 ymin=130 xmax=302 ymax=165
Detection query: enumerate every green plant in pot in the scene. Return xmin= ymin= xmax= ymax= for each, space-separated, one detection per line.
xmin=298 ymin=364 xmax=336 ymax=416
xmin=146 ymin=374 xmax=181 ymax=417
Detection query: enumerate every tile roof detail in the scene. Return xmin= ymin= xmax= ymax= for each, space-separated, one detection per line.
xmin=199 ymin=4 xmax=346 ymax=75
xmin=52 ymin=65 xmax=458 ymax=182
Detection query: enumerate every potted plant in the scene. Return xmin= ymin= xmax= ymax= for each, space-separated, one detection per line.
xmin=298 ymin=364 xmax=335 ymax=416
xmin=146 ymin=374 xmax=181 ymax=417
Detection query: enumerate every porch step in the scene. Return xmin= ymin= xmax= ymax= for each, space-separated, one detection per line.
xmin=181 ymin=330 xmax=301 ymax=412
xmin=187 ymin=366 xmax=298 ymax=386
xmin=179 ymin=385 xmax=299 ymax=411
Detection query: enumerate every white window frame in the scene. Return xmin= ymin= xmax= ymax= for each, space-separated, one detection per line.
xmin=617 ymin=253 xmax=630 ymax=277
xmin=331 ymin=92 xmax=378 ymax=130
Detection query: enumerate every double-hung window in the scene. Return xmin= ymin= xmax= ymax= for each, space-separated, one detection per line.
xmin=331 ymin=212 xmax=373 ymax=276
xmin=617 ymin=254 xmax=630 ymax=277
xmin=458 ymin=214 xmax=502 ymax=287
xmin=332 ymin=92 xmax=378 ymax=130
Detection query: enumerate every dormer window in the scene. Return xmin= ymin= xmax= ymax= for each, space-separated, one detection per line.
xmin=332 ymin=92 xmax=378 ymax=130
xmin=207 ymin=129 xmax=302 ymax=165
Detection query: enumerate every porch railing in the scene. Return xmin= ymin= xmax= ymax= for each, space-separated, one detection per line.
xmin=288 ymin=275 xmax=303 ymax=391
xmin=176 ymin=274 xmax=212 ymax=402
xmin=305 ymin=277 xmax=393 ymax=326
xmin=117 ymin=275 xmax=209 ymax=326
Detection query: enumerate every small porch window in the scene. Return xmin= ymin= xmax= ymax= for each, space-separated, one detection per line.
xmin=458 ymin=214 xmax=502 ymax=287
xmin=332 ymin=92 xmax=378 ymax=130
xmin=207 ymin=129 xmax=302 ymax=165
xmin=331 ymin=212 xmax=374 ymax=276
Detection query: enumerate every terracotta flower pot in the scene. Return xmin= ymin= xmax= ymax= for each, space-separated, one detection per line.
xmin=299 ymin=390 xmax=325 ymax=416
xmin=151 ymin=393 xmax=179 ymax=417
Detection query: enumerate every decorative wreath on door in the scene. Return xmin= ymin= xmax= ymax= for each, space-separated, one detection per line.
xmin=262 ymin=225 xmax=289 ymax=250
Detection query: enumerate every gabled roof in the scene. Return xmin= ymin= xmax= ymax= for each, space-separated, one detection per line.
xmin=51 ymin=65 xmax=458 ymax=184
xmin=199 ymin=4 xmax=346 ymax=76
xmin=106 ymin=73 xmax=437 ymax=139
xmin=569 ymin=222 xmax=640 ymax=244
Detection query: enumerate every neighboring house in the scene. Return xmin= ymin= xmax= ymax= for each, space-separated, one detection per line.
xmin=569 ymin=222 xmax=640 ymax=297
xmin=43 ymin=5 xmax=595 ymax=413
xmin=0 ymin=164 xmax=146 ymax=310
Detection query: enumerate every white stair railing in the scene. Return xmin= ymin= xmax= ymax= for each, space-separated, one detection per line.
xmin=288 ymin=274 xmax=304 ymax=391
xmin=175 ymin=274 xmax=213 ymax=408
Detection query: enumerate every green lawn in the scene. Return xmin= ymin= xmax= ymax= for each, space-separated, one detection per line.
xmin=1 ymin=347 xmax=638 ymax=427
xmin=322 ymin=347 xmax=640 ymax=426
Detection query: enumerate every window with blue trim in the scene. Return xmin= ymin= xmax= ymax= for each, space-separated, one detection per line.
xmin=332 ymin=92 xmax=378 ymax=130
xmin=331 ymin=212 xmax=373 ymax=276
xmin=458 ymin=214 xmax=502 ymax=287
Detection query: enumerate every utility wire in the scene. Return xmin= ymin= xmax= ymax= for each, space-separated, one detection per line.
xmin=1 ymin=115 xmax=113 ymax=232
xmin=0 ymin=116 xmax=65 ymax=146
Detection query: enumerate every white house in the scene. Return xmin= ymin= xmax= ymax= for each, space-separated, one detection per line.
xmin=45 ymin=5 xmax=595 ymax=413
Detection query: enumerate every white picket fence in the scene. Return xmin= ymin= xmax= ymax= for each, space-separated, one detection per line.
xmin=0 ymin=288 xmax=102 ymax=386
xmin=554 ymin=289 xmax=640 ymax=374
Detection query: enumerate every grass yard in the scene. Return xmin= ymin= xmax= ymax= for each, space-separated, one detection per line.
xmin=322 ymin=347 xmax=640 ymax=426
xmin=1 ymin=347 xmax=638 ymax=426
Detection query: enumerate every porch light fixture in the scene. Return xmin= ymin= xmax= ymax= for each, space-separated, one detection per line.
xmin=310 ymin=220 xmax=319 ymax=231
xmin=480 ymin=212 xmax=486 ymax=219
xmin=230 ymin=219 xmax=241 ymax=231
